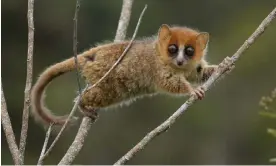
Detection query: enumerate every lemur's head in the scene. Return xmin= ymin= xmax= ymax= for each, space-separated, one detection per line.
xmin=157 ymin=24 xmax=209 ymax=70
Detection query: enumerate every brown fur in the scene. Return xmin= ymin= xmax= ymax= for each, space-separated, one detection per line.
xmin=31 ymin=24 xmax=217 ymax=125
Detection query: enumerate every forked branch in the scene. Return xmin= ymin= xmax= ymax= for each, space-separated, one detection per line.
xmin=114 ymin=7 xmax=276 ymax=165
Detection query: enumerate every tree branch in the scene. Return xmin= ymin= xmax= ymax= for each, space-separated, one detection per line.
xmin=1 ymin=83 xmax=21 ymax=165
xmin=114 ymin=7 xmax=276 ymax=165
xmin=19 ymin=0 xmax=35 ymax=164
xmin=57 ymin=4 xmax=147 ymax=165
xmin=73 ymin=0 xmax=82 ymax=94
xmin=114 ymin=0 xmax=134 ymax=42
xmin=37 ymin=124 xmax=53 ymax=166
xmin=58 ymin=117 xmax=92 ymax=165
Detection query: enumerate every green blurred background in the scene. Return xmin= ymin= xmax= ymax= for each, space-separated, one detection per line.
xmin=2 ymin=0 xmax=276 ymax=164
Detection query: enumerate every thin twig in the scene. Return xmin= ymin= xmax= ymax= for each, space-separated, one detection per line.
xmin=37 ymin=124 xmax=53 ymax=166
xmin=115 ymin=0 xmax=134 ymax=42
xmin=114 ymin=7 xmax=276 ymax=165
xmin=1 ymin=84 xmax=21 ymax=165
xmin=19 ymin=0 xmax=35 ymax=164
xmin=57 ymin=3 xmax=147 ymax=165
xmin=86 ymin=4 xmax=147 ymax=92
xmin=73 ymin=0 xmax=82 ymax=93
xmin=39 ymin=0 xmax=84 ymax=160
xmin=40 ymin=85 xmax=89 ymax=160
xmin=58 ymin=117 xmax=92 ymax=165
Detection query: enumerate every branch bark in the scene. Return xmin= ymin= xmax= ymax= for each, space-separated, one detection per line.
xmin=19 ymin=0 xmax=35 ymax=163
xmin=57 ymin=4 xmax=147 ymax=165
xmin=58 ymin=117 xmax=92 ymax=165
xmin=1 ymin=84 xmax=21 ymax=165
xmin=114 ymin=7 xmax=276 ymax=165
xmin=115 ymin=0 xmax=134 ymax=42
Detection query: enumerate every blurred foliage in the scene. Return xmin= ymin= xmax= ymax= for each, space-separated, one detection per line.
xmin=267 ymin=128 xmax=276 ymax=138
xmin=2 ymin=0 xmax=276 ymax=165
xmin=259 ymin=88 xmax=276 ymax=162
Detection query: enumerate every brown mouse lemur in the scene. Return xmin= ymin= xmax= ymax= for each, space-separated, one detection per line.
xmin=31 ymin=24 xmax=220 ymax=125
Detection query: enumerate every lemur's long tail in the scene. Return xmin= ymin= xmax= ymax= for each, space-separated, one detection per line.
xmin=31 ymin=50 xmax=92 ymax=125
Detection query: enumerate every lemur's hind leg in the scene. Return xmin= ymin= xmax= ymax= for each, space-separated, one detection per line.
xmin=78 ymin=103 xmax=99 ymax=121
xmin=78 ymin=87 xmax=107 ymax=121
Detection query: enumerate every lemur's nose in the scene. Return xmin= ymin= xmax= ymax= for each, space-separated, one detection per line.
xmin=177 ymin=61 xmax=183 ymax=66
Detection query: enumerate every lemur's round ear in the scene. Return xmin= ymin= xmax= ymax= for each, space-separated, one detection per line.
xmin=196 ymin=32 xmax=209 ymax=50
xmin=158 ymin=24 xmax=171 ymax=41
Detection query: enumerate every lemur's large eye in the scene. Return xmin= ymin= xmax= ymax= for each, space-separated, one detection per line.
xmin=185 ymin=46 xmax=194 ymax=57
xmin=168 ymin=44 xmax=178 ymax=54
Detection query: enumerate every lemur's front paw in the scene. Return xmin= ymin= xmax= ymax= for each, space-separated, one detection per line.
xmin=190 ymin=86 xmax=205 ymax=100
xmin=219 ymin=56 xmax=235 ymax=74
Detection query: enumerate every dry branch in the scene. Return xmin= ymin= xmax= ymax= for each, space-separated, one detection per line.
xmin=1 ymin=84 xmax=21 ymax=165
xmin=57 ymin=4 xmax=147 ymax=165
xmin=38 ymin=124 xmax=53 ymax=165
xmin=39 ymin=0 xmax=83 ymax=161
xmin=115 ymin=0 xmax=134 ymax=42
xmin=73 ymin=0 xmax=82 ymax=93
xmin=19 ymin=0 xmax=35 ymax=163
xmin=58 ymin=117 xmax=92 ymax=165
xmin=114 ymin=7 xmax=276 ymax=165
